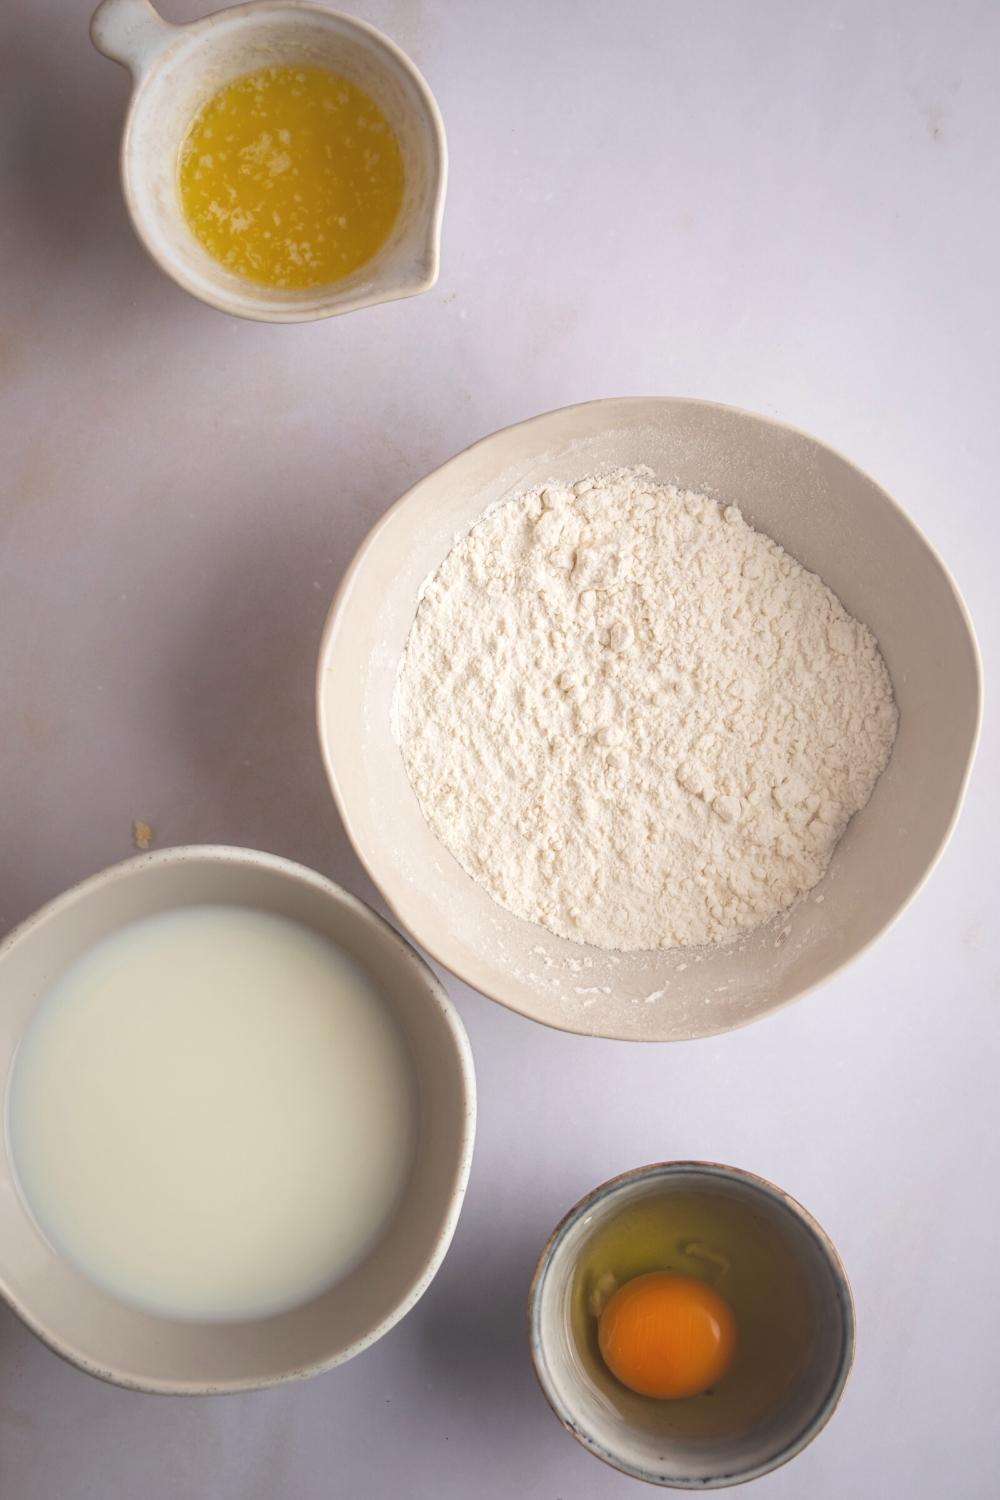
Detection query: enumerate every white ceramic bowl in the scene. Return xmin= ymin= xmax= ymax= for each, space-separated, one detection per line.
xmin=317 ymin=397 xmax=982 ymax=1041
xmin=529 ymin=1162 xmax=855 ymax=1489
xmin=90 ymin=0 xmax=446 ymax=322
xmin=0 ymin=846 xmax=475 ymax=1393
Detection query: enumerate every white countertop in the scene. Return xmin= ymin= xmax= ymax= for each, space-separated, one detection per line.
xmin=2 ymin=1 xmax=998 ymax=1495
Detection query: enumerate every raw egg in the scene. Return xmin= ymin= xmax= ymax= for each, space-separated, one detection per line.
xmin=597 ymin=1271 xmax=737 ymax=1399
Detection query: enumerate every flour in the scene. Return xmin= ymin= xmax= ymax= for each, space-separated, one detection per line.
xmin=393 ymin=468 xmax=898 ymax=951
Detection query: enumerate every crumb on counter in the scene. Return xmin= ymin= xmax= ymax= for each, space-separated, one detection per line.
xmin=132 ymin=820 xmax=154 ymax=851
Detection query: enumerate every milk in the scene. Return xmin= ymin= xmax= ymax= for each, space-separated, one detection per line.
xmin=6 ymin=905 xmax=415 ymax=1322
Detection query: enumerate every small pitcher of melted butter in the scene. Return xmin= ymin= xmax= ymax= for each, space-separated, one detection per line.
xmin=90 ymin=0 xmax=446 ymax=321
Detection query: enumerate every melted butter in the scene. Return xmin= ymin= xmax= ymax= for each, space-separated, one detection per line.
xmin=178 ymin=66 xmax=404 ymax=289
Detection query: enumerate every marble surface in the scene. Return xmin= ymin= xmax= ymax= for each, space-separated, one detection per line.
xmin=1 ymin=1 xmax=998 ymax=1495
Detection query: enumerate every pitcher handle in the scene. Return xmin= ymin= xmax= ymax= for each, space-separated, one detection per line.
xmin=90 ymin=0 xmax=176 ymax=76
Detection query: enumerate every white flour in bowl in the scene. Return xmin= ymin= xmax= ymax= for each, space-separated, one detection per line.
xmin=393 ymin=468 xmax=898 ymax=952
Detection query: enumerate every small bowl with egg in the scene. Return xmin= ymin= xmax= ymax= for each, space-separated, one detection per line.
xmin=0 ymin=845 xmax=475 ymax=1393
xmin=317 ymin=396 xmax=981 ymax=1041
xmin=90 ymin=0 xmax=446 ymax=321
xmin=528 ymin=1161 xmax=855 ymax=1489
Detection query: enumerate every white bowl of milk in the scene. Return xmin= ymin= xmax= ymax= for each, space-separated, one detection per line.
xmin=0 ymin=846 xmax=475 ymax=1393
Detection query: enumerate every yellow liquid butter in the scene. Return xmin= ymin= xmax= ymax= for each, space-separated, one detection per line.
xmin=178 ymin=66 xmax=404 ymax=289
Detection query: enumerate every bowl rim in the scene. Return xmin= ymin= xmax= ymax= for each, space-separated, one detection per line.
xmin=316 ymin=394 xmax=984 ymax=1042
xmin=110 ymin=0 xmax=447 ymax=323
xmin=526 ymin=1159 xmax=856 ymax=1490
xmin=0 ymin=843 xmax=477 ymax=1395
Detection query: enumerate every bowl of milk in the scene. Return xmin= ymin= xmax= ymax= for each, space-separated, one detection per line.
xmin=0 ymin=846 xmax=475 ymax=1393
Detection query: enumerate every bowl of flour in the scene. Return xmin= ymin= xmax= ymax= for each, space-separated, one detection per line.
xmin=317 ymin=398 xmax=981 ymax=1040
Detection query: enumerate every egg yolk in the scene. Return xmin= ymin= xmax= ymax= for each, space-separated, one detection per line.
xmin=597 ymin=1271 xmax=737 ymax=1400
